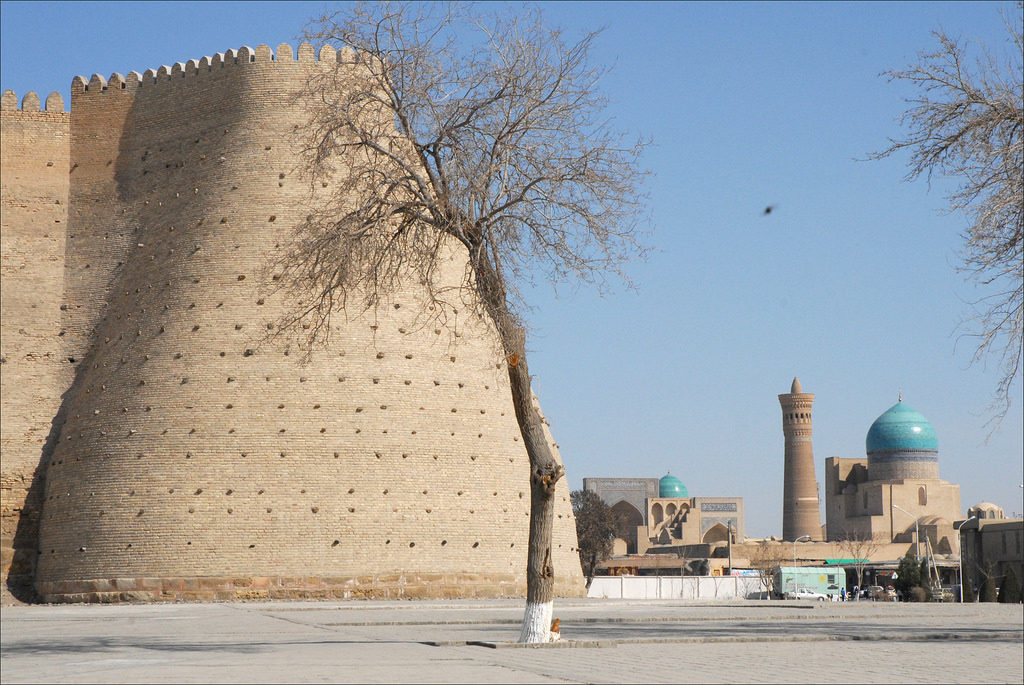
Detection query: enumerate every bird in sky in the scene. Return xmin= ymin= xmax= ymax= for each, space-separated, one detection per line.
xmin=763 ymin=205 xmax=777 ymax=216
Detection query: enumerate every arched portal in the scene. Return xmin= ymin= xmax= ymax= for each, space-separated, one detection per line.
xmin=702 ymin=522 xmax=730 ymax=544
xmin=610 ymin=500 xmax=644 ymax=555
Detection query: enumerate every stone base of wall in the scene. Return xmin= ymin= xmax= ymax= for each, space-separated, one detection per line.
xmin=37 ymin=573 xmax=586 ymax=604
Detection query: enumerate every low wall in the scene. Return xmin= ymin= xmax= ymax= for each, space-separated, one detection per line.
xmin=588 ymin=575 xmax=764 ymax=600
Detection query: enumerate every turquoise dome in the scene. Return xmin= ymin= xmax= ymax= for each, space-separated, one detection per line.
xmin=866 ymin=402 xmax=938 ymax=454
xmin=659 ymin=473 xmax=688 ymax=498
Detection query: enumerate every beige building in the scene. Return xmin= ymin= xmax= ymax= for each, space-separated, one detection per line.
xmin=584 ymin=475 xmax=743 ymax=569
xmin=959 ymin=513 xmax=1024 ymax=597
xmin=825 ymin=399 xmax=961 ymax=553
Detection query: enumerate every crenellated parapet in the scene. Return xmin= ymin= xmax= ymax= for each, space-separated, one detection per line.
xmin=3 ymin=43 xmax=362 ymax=112
xmin=70 ymin=43 xmax=358 ymax=97
xmin=1 ymin=90 xmax=66 ymax=113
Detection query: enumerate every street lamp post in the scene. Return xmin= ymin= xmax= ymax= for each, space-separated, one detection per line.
xmin=957 ymin=515 xmax=977 ymax=604
xmin=792 ymin=535 xmax=811 ymax=566
xmin=727 ymin=521 xmax=733 ymax=576
xmin=892 ymin=504 xmax=919 ymax=560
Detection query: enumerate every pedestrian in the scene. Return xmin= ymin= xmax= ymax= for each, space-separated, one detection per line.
xmin=840 ymin=587 xmax=846 ymax=601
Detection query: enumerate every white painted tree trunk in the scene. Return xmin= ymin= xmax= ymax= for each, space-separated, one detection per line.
xmin=518 ymin=600 xmax=554 ymax=643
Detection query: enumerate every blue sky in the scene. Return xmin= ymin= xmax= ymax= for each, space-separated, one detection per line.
xmin=2 ymin=1 xmax=1021 ymax=536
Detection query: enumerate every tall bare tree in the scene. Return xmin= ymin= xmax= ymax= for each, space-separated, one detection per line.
xmin=275 ymin=2 xmax=648 ymax=642
xmin=872 ymin=7 xmax=1023 ymax=420
xmin=749 ymin=541 xmax=785 ymax=600
xmin=835 ymin=530 xmax=884 ymax=593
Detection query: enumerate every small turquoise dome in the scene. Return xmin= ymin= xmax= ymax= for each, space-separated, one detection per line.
xmin=866 ymin=402 xmax=938 ymax=454
xmin=659 ymin=473 xmax=688 ymax=498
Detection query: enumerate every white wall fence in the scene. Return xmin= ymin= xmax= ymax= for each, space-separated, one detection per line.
xmin=588 ymin=575 xmax=765 ymax=600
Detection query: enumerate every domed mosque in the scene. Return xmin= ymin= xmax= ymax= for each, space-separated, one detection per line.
xmin=824 ymin=397 xmax=961 ymax=554
xmin=581 ymin=470 xmax=742 ymax=560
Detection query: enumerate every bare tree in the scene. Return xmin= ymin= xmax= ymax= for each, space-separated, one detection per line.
xmin=871 ymin=7 xmax=1023 ymax=420
xmin=275 ymin=2 xmax=648 ymax=642
xmin=749 ymin=541 xmax=785 ymax=600
xmin=835 ymin=530 xmax=884 ymax=594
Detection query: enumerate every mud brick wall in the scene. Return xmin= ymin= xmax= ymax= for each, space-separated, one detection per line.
xmin=4 ymin=44 xmax=584 ymax=603
xmin=0 ymin=91 xmax=70 ymax=602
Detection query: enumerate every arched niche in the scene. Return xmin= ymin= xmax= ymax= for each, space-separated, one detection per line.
xmin=651 ymin=502 xmax=664 ymax=526
xmin=702 ymin=521 xmax=730 ymax=544
xmin=610 ymin=500 xmax=644 ymax=555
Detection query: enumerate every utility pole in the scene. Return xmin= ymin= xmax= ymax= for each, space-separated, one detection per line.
xmin=727 ymin=521 xmax=733 ymax=576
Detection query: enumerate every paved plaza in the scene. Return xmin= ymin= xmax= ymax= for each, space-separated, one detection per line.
xmin=1 ymin=598 xmax=1021 ymax=683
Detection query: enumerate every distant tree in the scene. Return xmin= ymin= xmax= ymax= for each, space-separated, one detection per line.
xmin=916 ymin=559 xmax=934 ymax=602
xmin=871 ymin=7 xmax=1023 ymax=420
xmin=276 ymin=2 xmax=648 ymax=643
xmin=836 ymin=530 xmax=884 ymax=591
xmin=749 ymin=541 xmax=785 ymax=599
xmin=961 ymin=571 xmax=976 ymax=602
xmin=893 ymin=551 xmax=923 ymax=600
xmin=997 ymin=566 xmax=1021 ymax=603
xmin=979 ymin=561 xmax=999 ymax=602
xmin=570 ymin=489 xmax=623 ymax=589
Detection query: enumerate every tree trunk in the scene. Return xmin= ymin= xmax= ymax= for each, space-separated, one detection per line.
xmin=507 ymin=343 xmax=564 ymax=642
xmin=473 ymin=253 xmax=564 ymax=643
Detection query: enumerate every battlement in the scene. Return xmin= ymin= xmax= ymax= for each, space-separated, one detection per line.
xmin=0 ymin=90 xmax=65 ymax=113
xmin=71 ymin=43 xmax=358 ymax=96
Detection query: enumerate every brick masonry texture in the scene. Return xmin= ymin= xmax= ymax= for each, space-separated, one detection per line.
xmin=0 ymin=44 xmax=585 ymax=604
xmin=0 ymin=91 xmax=71 ymax=602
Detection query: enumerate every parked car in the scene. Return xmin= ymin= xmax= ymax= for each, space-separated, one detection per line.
xmin=867 ymin=585 xmax=897 ymax=601
xmin=784 ymin=588 xmax=828 ymax=601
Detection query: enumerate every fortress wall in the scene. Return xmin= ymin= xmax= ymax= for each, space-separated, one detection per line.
xmin=61 ymin=72 xmax=138 ymax=367
xmin=0 ymin=92 xmax=70 ymax=601
xmin=36 ymin=45 xmax=583 ymax=602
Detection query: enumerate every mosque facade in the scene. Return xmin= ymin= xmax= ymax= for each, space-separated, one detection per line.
xmin=584 ymin=384 xmax=968 ymax=575
xmin=582 ymin=475 xmax=744 ymax=561
xmin=824 ymin=400 xmax=961 ymax=553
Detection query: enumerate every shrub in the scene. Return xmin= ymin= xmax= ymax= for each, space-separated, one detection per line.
xmin=893 ymin=552 xmax=921 ymax=600
xmin=997 ymin=567 xmax=1021 ymax=603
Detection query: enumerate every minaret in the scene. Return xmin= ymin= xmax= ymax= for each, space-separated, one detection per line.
xmin=779 ymin=377 xmax=822 ymax=541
